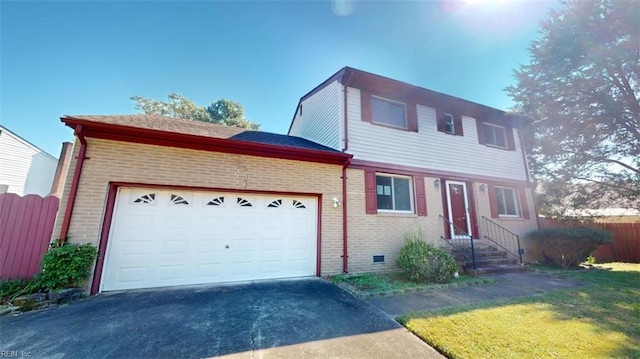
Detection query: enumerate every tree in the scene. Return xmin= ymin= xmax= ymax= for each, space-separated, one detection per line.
xmin=506 ymin=0 xmax=640 ymax=218
xmin=130 ymin=93 xmax=260 ymax=130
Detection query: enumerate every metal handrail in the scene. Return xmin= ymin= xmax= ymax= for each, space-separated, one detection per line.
xmin=439 ymin=215 xmax=476 ymax=270
xmin=481 ymin=216 xmax=524 ymax=264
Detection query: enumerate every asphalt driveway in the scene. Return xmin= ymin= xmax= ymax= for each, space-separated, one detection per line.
xmin=0 ymin=278 xmax=441 ymax=358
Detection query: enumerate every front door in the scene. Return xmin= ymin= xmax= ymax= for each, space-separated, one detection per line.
xmin=445 ymin=181 xmax=472 ymax=239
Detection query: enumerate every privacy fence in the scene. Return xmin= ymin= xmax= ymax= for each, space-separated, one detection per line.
xmin=538 ymin=218 xmax=640 ymax=263
xmin=0 ymin=193 xmax=59 ymax=280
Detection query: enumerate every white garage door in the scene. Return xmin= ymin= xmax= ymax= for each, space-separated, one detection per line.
xmin=101 ymin=187 xmax=317 ymax=291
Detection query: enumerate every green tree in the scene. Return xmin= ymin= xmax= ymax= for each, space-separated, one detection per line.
xmin=506 ymin=0 xmax=639 ymax=218
xmin=130 ymin=93 xmax=260 ymax=130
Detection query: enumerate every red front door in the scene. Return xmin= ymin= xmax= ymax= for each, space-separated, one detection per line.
xmin=446 ymin=181 xmax=471 ymax=239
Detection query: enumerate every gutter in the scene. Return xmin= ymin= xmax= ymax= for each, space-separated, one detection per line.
xmin=58 ymin=125 xmax=87 ymax=243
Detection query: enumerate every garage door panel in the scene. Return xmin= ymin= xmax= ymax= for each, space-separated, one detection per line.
xmin=102 ymin=188 xmax=317 ymax=291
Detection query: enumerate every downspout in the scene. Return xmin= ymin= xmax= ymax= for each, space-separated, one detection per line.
xmin=59 ymin=125 xmax=87 ymax=243
xmin=342 ymin=159 xmax=350 ymax=273
xmin=341 ymin=70 xmax=353 ymax=273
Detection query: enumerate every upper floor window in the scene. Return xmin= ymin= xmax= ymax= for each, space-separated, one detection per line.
xmin=376 ymin=174 xmax=413 ymax=212
xmin=436 ymin=109 xmax=463 ymax=136
xmin=495 ymin=186 xmax=520 ymax=217
xmin=483 ymin=123 xmax=508 ymax=149
xmin=371 ymin=96 xmax=406 ymax=129
xmin=444 ymin=113 xmax=455 ymax=134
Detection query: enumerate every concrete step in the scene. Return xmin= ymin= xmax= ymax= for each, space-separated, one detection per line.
xmin=452 ymin=250 xmax=508 ymax=261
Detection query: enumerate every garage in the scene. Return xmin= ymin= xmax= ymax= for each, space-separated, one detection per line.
xmin=101 ymin=187 xmax=318 ymax=291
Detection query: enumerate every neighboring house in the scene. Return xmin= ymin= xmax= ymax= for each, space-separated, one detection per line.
xmin=0 ymin=125 xmax=59 ymax=196
xmin=289 ymin=67 xmax=539 ymax=273
xmin=55 ymin=67 xmax=539 ymax=295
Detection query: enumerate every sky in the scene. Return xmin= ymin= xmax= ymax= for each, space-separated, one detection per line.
xmin=1 ymin=0 xmax=557 ymax=157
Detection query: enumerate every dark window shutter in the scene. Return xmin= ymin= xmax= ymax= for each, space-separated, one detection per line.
xmin=361 ymin=90 xmax=372 ymax=122
xmin=476 ymin=120 xmax=486 ymax=145
xmin=407 ymin=103 xmax=418 ymax=132
xmin=415 ymin=176 xmax=427 ymax=216
xmin=507 ymin=126 xmax=516 ymax=151
xmin=454 ymin=114 xmax=464 ymax=136
xmin=519 ymin=187 xmax=530 ymax=219
xmin=488 ymin=184 xmax=499 ymax=218
xmin=364 ymin=170 xmax=377 ymax=214
xmin=436 ymin=109 xmax=445 ymax=133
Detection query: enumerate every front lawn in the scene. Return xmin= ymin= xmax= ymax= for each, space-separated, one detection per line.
xmin=398 ymin=263 xmax=640 ymax=359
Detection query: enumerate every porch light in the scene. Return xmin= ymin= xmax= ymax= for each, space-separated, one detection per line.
xmin=434 ymin=179 xmax=440 ymax=188
xmin=479 ymin=184 xmax=487 ymax=193
xmin=332 ymin=197 xmax=342 ymax=208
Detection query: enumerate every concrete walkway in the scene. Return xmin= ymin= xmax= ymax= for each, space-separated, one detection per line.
xmin=368 ymin=272 xmax=587 ymax=318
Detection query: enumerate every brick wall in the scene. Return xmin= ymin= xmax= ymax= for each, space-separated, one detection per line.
xmin=53 ymin=138 xmax=346 ymax=277
xmin=345 ymin=169 xmax=540 ymax=274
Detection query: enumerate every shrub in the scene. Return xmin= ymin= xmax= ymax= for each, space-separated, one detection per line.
xmin=36 ymin=242 xmax=98 ymax=290
xmin=526 ymin=227 xmax=613 ymax=269
xmin=397 ymin=229 xmax=457 ymax=283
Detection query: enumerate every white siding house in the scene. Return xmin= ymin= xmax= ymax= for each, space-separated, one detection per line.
xmin=289 ymin=79 xmax=343 ymax=151
xmin=0 ymin=126 xmax=58 ymax=196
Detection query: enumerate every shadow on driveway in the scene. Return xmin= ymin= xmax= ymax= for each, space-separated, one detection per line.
xmin=1 ymin=278 xmax=441 ymax=358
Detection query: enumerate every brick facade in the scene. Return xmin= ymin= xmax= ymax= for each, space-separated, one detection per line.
xmin=344 ymin=168 xmax=540 ymax=274
xmin=53 ymin=138 xmax=347 ymax=280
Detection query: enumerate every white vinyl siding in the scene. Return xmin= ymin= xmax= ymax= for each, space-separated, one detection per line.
xmin=346 ymin=87 xmax=528 ymax=181
xmin=289 ymin=80 xmax=343 ymax=151
xmin=0 ymin=129 xmax=58 ymax=196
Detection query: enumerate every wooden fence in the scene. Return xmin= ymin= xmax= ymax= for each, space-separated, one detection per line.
xmin=538 ymin=218 xmax=640 ymax=263
xmin=0 ymin=193 xmax=59 ymax=280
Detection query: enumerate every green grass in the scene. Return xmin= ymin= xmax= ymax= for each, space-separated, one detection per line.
xmin=398 ymin=263 xmax=640 ymax=359
xmin=330 ymin=272 xmax=488 ymax=293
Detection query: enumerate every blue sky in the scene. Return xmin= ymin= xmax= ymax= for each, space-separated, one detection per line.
xmin=1 ymin=0 xmax=556 ymax=157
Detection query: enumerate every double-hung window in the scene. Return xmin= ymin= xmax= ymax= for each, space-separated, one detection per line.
xmin=376 ymin=174 xmax=413 ymax=212
xmin=443 ymin=113 xmax=455 ymax=134
xmin=495 ymin=186 xmax=520 ymax=217
xmin=483 ymin=123 xmax=508 ymax=149
xmin=371 ymin=96 xmax=406 ymax=129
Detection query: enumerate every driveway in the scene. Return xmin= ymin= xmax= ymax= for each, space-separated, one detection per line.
xmin=1 ymin=278 xmax=442 ymax=358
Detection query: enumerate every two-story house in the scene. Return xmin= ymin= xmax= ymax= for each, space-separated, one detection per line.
xmin=289 ymin=67 xmax=539 ymax=274
xmin=54 ymin=67 xmax=539 ymax=294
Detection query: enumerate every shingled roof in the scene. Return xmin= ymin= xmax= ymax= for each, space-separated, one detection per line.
xmin=62 ymin=114 xmax=341 ymax=153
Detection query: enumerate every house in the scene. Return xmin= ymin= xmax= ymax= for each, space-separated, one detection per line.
xmin=0 ymin=125 xmax=70 ymax=197
xmin=289 ymin=67 xmax=540 ymax=273
xmin=54 ymin=67 xmax=539 ymax=295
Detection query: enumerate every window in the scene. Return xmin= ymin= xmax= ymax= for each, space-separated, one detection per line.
xmin=371 ymin=97 xmax=406 ymax=128
xmin=495 ymin=187 xmax=520 ymax=216
xmin=376 ymin=175 xmax=412 ymax=212
xmin=483 ymin=123 xmax=508 ymax=148
xmin=444 ymin=113 xmax=455 ymax=134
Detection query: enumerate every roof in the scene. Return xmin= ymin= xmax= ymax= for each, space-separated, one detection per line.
xmin=62 ymin=114 xmax=341 ymax=153
xmin=61 ymin=114 xmax=350 ymax=165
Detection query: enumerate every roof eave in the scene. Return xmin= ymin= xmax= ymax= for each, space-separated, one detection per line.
xmin=62 ymin=117 xmax=352 ymax=166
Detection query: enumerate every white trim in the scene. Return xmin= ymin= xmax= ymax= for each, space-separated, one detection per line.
xmin=445 ymin=180 xmax=472 ymax=239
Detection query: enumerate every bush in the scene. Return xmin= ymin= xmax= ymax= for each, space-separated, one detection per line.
xmin=526 ymin=227 xmax=613 ymax=269
xmin=36 ymin=242 xmax=98 ymax=290
xmin=397 ymin=229 xmax=457 ymax=283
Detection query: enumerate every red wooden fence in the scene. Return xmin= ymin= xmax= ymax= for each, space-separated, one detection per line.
xmin=538 ymin=218 xmax=640 ymax=263
xmin=0 ymin=193 xmax=59 ymax=280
